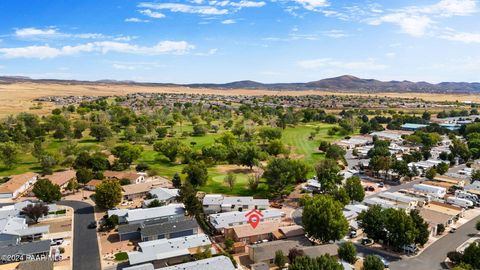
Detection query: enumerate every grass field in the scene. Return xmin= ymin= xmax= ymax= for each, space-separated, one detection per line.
xmin=0 ymin=122 xmax=344 ymax=196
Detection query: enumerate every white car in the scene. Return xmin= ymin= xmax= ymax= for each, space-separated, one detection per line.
xmin=50 ymin=238 xmax=64 ymax=246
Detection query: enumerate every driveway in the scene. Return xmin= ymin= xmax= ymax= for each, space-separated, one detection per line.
xmin=58 ymin=200 xmax=101 ymax=270
xmin=390 ymin=215 xmax=480 ymax=270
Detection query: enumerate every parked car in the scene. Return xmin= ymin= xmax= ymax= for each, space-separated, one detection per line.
xmin=377 ymin=182 xmax=384 ymax=188
xmin=401 ymin=244 xmax=418 ymax=253
xmin=349 ymin=230 xmax=357 ymax=238
xmin=374 ymin=255 xmax=390 ymax=268
xmin=450 ymin=227 xmax=457 ymax=233
xmin=50 ymin=238 xmax=64 ymax=246
xmin=361 ymin=237 xmax=374 ymax=246
xmin=87 ymin=221 xmax=97 ymax=229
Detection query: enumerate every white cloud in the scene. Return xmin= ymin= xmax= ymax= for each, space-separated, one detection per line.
xmin=367 ymin=0 xmax=477 ymax=37
xmin=221 ymin=19 xmax=236 ymax=24
xmin=14 ymin=27 xmax=106 ymax=40
xmin=294 ymin=0 xmax=329 ymax=11
xmin=297 ymin=58 xmax=387 ymax=71
xmin=15 ymin=27 xmax=58 ymax=38
xmin=369 ymin=13 xmax=434 ymax=37
xmin=230 ymin=1 xmax=266 ymax=8
xmin=441 ymin=31 xmax=480 ymax=43
xmin=0 ymin=40 xmax=195 ymax=59
xmin=139 ymin=9 xmax=166 ymax=18
xmin=125 ymin=17 xmax=150 ymax=23
xmin=322 ymin=29 xmax=348 ymax=38
xmin=138 ymin=2 xmax=229 ymax=15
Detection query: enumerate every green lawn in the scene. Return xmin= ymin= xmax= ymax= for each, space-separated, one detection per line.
xmin=281 ymin=123 xmax=344 ymax=164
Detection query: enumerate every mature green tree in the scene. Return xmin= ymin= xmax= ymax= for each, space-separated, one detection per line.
xmin=425 ymin=167 xmax=437 ymax=180
xmin=357 ymin=205 xmax=386 ymax=242
xmin=156 ymin=127 xmax=168 ymax=139
xmin=263 ymin=158 xmax=309 ymax=194
xmin=32 ymin=139 xmax=45 ymax=161
xmin=178 ymin=181 xmax=202 ymax=216
xmin=410 ymin=209 xmax=430 ymax=246
xmin=76 ymin=168 xmax=93 ymax=185
xmin=21 ymin=203 xmax=49 ymax=223
xmin=437 ymin=162 xmax=449 ymax=175
xmin=266 ymin=139 xmax=289 ymax=156
xmin=40 ymin=154 xmax=57 ymax=175
xmin=362 ymin=255 xmax=384 ymax=270
xmin=338 ymin=242 xmax=357 ymax=264
xmin=73 ymin=120 xmax=89 ymax=139
xmin=224 ymin=173 xmax=236 ymax=191
xmin=111 ymin=144 xmax=143 ymax=167
xmin=258 ymin=127 xmax=282 ymax=144
xmin=94 ymin=179 xmax=122 ymax=209
xmin=237 ymin=143 xmax=263 ymax=169
xmin=32 ymin=179 xmax=61 ymax=203
xmin=462 ymin=242 xmax=480 ymax=269
xmin=182 ymin=161 xmax=208 ymax=186
xmin=90 ymin=124 xmax=112 ymax=141
xmin=315 ymin=159 xmax=343 ymax=192
xmin=65 ymin=179 xmax=80 ymax=193
xmin=154 ymin=138 xmax=185 ymax=162
xmin=289 ymin=255 xmax=343 ymax=270
xmin=345 ymin=176 xmax=365 ymax=202
xmin=302 ymin=195 xmax=348 ymax=243
xmin=384 ymin=208 xmax=417 ymax=248
xmin=201 ymin=143 xmax=228 ymax=164
xmin=325 ymin=144 xmax=346 ymax=162
xmin=147 ymin=199 xmax=162 ymax=208
xmin=332 ymin=187 xmax=350 ymax=206
xmin=0 ymin=142 xmax=19 ymax=169
xmin=172 ymin=172 xmax=182 ymax=189
xmin=274 ymin=250 xmax=287 ymax=268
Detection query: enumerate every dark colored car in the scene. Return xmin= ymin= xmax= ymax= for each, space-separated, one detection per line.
xmin=361 ymin=237 xmax=374 ymax=246
xmin=87 ymin=221 xmax=97 ymax=229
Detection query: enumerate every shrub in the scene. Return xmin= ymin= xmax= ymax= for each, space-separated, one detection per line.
xmin=114 ymin=252 xmax=128 ymax=261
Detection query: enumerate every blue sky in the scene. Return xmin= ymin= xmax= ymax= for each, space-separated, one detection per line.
xmin=0 ymin=0 xmax=479 ymax=83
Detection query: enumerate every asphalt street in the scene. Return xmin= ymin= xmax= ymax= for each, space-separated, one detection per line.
xmin=58 ymin=200 xmax=101 ymax=270
xmin=390 ymin=214 xmax=480 ymax=270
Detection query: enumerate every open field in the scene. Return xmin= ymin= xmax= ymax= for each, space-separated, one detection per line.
xmin=1 ymin=82 xmax=480 ymax=116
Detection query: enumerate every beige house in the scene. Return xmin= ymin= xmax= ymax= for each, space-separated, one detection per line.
xmin=104 ymin=171 xmax=146 ymax=184
xmin=43 ymin=170 xmax=76 ymax=190
xmin=0 ymin=172 xmax=39 ymax=199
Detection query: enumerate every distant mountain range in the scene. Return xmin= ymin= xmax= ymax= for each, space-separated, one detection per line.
xmin=1 ymin=75 xmax=480 ymax=93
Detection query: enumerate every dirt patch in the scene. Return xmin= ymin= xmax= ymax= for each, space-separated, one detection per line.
xmin=215 ymin=164 xmax=263 ymax=175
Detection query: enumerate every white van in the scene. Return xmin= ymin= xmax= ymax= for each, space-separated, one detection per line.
xmin=446 ymin=196 xmax=474 ymax=208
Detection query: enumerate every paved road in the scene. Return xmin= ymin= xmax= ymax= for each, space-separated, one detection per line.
xmin=390 ymin=214 xmax=480 ymax=270
xmin=58 ymin=200 xmax=101 ymax=270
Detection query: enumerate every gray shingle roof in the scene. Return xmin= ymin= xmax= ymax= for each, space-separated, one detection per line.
xmin=0 ymin=240 xmax=50 ymax=256
xmin=140 ymin=218 xmax=199 ymax=238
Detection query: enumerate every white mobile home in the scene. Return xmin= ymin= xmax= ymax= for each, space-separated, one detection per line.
xmin=413 ymin=184 xmax=446 ymax=198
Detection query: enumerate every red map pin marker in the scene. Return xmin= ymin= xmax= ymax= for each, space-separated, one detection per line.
xmin=245 ymin=209 xmax=263 ymax=229
xmin=248 ymin=215 xmax=260 ymax=229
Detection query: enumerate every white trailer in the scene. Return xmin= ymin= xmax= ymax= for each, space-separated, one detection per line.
xmin=413 ymin=184 xmax=447 ymax=198
xmin=446 ymin=196 xmax=474 ymax=208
